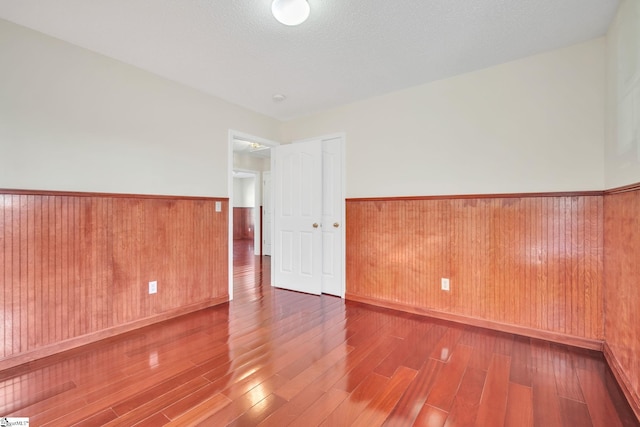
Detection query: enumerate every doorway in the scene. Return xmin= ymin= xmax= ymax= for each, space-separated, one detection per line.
xmin=228 ymin=131 xmax=278 ymax=300
xmin=232 ymin=170 xmax=257 ymax=248
xmin=228 ymin=131 xmax=346 ymax=301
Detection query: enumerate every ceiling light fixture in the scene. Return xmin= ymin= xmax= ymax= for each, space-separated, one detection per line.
xmin=271 ymin=0 xmax=310 ymax=26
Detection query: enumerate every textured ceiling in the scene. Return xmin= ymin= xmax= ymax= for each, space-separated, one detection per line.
xmin=0 ymin=0 xmax=620 ymax=120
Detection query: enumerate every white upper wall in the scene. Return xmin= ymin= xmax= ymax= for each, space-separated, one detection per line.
xmin=233 ymin=153 xmax=270 ymax=172
xmin=232 ymin=177 xmax=255 ymax=208
xmin=605 ymin=0 xmax=640 ymax=189
xmin=0 ymin=19 xmax=280 ymax=197
xmin=1 ymin=18 xmax=610 ymax=198
xmin=282 ymin=39 xmax=606 ymax=197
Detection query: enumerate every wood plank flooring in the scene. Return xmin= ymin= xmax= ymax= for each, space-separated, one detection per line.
xmin=1 ymin=239 xmax=637 ymax=426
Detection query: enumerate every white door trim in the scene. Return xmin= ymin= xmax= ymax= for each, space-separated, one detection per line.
xmin=228 ymin=130 xmax=280 ymax=301
xmin=262 ymin=171 xmax=273 ymax=256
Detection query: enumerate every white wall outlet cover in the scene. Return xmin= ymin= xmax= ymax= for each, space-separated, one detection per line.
xmin=215 ymin=201 xmax=222 ymax=212
xmin=149 ymin=280 xmax=158 ymax=294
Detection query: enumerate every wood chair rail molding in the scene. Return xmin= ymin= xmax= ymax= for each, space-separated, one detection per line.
xmin=0 ymin=188 xmax=228 ymax=201
xmin=604 ymin=182 xmax=640 ymax=195
xmin=347 ymin=190 xmax=604 ymax=202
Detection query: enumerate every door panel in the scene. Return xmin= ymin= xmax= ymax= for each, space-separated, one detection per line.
xmin=321 ymin=138 xmax=344 ymax=296
xmin=322 ymin=232 xmax=335 ymax=274
xmin=273 ymin=140 xmax=322 ymax=295
xmin=300 ymin=231 xmax=314 ymax=275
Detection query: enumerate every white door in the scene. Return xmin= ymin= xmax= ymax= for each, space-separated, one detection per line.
xmin=273 ymin=140 xmax=323 ymax=295
xmin=321 ymin=138 xmax=343 ymax=296
xmin=262 ymin=171 xmax=272 ymax=256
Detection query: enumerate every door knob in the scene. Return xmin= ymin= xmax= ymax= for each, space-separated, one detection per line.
xmin=313 ymin=223 xmax=319 ymax=228
xmin=333 ymin=222 xmax=340 ymax=228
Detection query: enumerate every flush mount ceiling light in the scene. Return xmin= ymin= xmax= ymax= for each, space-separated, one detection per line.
xmin=249 ymin=142 xmax=267 ymax=151
xmin=233 ymin=138 xmax=269 ymax=153
xmin=272 ymin=0 xmax=310 ymax=26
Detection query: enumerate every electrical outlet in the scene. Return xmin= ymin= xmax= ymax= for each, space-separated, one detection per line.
xmin=149 ymin=280 xmax=157 ymax=294
xmin=441 ymin=278 xmax=450 ymax=291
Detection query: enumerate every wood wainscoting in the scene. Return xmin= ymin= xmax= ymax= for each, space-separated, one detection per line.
xmin=0 ymin=190 xmax=229 ymax=370
xmin=346 ymin=193 xmax=604 ymax=350
xmin=233 ymin=207 xmax=254 ymax=240
xmin=604 ymin=184 xmax=640 ymax=420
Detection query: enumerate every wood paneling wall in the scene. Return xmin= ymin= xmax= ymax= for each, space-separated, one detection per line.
xmin=604 ymin=186 xmax=640 ymax=418
xmin=346 ymin=194 xmax=604 ymax=346
xmin=233 ymin=207 xmax=254 ymax=240
xmin=0 ymin=191 xmax=228 ymax=368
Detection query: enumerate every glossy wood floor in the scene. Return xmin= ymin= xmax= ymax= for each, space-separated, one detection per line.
xmin=1 ymin=239 xmax=638 ymax=426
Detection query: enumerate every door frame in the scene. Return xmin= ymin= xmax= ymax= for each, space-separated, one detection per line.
xmin=262 ymin=170 xmax=272 ymax=256
xmin=228 ymin=130 xmax=280 ymax=301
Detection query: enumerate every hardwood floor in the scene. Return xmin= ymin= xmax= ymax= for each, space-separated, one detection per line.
xmin=1 ymin=239 xmax=637 ymax=426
